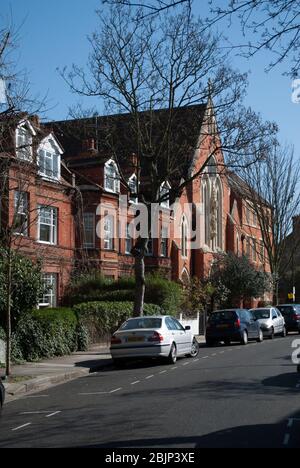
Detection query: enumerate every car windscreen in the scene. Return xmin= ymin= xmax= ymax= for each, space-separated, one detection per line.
xmin=209 ymin=311 xmax=236 ymax=322
xmin=120 ymin=318 xmax=162 ymax=330
xmin=252 ymin=309 xmax=271 ymax=319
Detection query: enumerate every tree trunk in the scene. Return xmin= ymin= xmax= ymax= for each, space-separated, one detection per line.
xmin=133 ymin=238 xmax=147 ymax=316
xmin=5 ymin=251 xmax=12 ymax=377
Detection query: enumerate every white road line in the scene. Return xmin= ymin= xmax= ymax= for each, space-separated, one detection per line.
xmin=171 ymin=366 xmax=178 ymax=370
xmin=193 ymin=358 xmax=199 ymax=362
xmin=183 ymin=362 xmax=190 ymax=366
xmin=12 ymin=423 xmax=32 ymax=432
xmin=21 ymin=395 xmax=49 ymax=399
xmin=46 ymin=411 xmax=61 ymax=418
xmin=146 ymin=375 xmax=154 ymax=379
xmin=220 ymin=351 xmax=225 ymax=354
xmin=212 ymin=353 xmax=217 ymax=356
xmin=159 ymin=370 xmax=167 ymax=374
xmin=131 ymin=380 xmax=140 ymax=385
xmin=20 ymin=411 xmax=50 ymax=415
xmin=283 ymin=434 xmax=290 ymax=446
xmin=110 ymin=388 xmax=122 ymax=393
xmin=202 ymin=356 xmax=209 ymax=359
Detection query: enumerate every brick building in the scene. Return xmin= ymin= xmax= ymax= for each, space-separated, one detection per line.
xmin=0 ymin=104 xmax=270 ymax=307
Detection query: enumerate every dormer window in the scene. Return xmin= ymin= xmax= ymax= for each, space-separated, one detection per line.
xmin=160 ymin=181 xmax=171 ymax=209
xmin=104 ymin=159 xmax=120 ymax=193
xmin=38 ymin=135 xmax=62 ymax=181
xmin=128 ymin=174 xmax=138 ymax=203
xmin=16 ymin=122 xmax=35 ymax=161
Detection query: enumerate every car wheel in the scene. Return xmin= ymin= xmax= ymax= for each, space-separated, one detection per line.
xmin=241 ymin=331 xmax=248 ymax=345
xmin=281 ymin=326 xmax=287 ymax=338
xmin=189 ymin=338 xmax=199 ymax=358
xmin=167 ymin=343 xmax=177 ymax=364
xmin=269 ymin=328 xmax=274 ymax=340
xmin=257 ymin=329 xmax=264 ymax=343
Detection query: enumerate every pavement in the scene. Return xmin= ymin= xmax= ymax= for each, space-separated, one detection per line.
xmin=1 ymin=336 xmax=206 ymax=401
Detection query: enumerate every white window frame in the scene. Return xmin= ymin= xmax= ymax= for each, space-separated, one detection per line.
xmin=83 ymin=213 xmax=95 ymax=249
xmin=160 ymin=181 xmax=171 ymax=209
xmin=16 ymin=121 xmax=35 ymax=161
xmin=14 ymin=191 xmax=28 ymax=236
xmin=181 ymin=216 xmax=188 ymax=258
xmin=103 ymin=215 xmax=114 ymax=250
xmin=38 ymin=206 xmax=58 ymax=245
xmin=104 ymin=159 xmax=120 ymax=194
xmin=39 ymin=273 xmax=58 ymax=308
xmin=128 ymin=174 xmax=138 ymax=203
xmin=38 ymin=134 xmax=63 ymax=181
xmin=125 ymin=223 xmax=133 ymax=254
xmin=160 ymin=227 xmax=168 ymax=257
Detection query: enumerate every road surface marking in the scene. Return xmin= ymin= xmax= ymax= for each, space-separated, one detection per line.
xmin=131 ymin=381 xmax=140 ymax=385
xmin=171 ymin=366 xmax=178 ymax=370
xmin=46 ymin=411 xmax=61 ymax=418
xmin=183 ymin=362 xmax=190 ymax=366
xmin=20 ymin=411 xmax=51 ymax=415
xmin=12 ymin=423 xmax=32 ymax=432
xmin=194 ymin=358 xmax=199 ymax=362
xmin=220 ymin=351 xmax=225 ymax=354
xmin=159 ymin=370 xmax=167 ymax=374
xmin=110 ymin=388 xmax=122 ymax=393
xmin=202 ymin=356 xmax=208 ymax=359
xmin=212 ymin=353 xmax=217 ymax=356
xmin=283 ymin=434 xmax=290 ymax=446
xmin=146 ymin=375 xmax=154 ymax=379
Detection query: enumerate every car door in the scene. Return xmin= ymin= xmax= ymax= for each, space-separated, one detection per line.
xmin=247 ymin=310 xmax=259 ymax=338
xmin=271 ymin=308 xmax=280 ymax=333
xmin=275 ymin=308 xmax=285 ymax=332
xmin=171 ymin=318 xmax=189 ymax=355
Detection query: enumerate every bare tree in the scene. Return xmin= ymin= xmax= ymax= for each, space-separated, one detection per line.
xmin=61 ymin=3 xmax=277 ymax=315
xmin=237 ymin=143 xmax=300 ymax=304
xmin=209 ymin=0 xmax=300 ymax=76
xmin=102 ymin=0 xmax=192 ymax=17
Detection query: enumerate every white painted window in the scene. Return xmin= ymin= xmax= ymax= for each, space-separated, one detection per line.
xmin=181 ymin=217 xmax=188 ymax=258
xmin=14 ymin=191 xmax=28 ymax=236
xmin=39 ymin=149 xmax=60 ymax=180
xmin=161 ymin=227 xmax=168 ymax=257
xmin=128 ymin=174 xmax=138 ymax=203
xmin=104 ymin=215 xmax=114 ymax=250
xmin=125 ymin=223 xmax=132 ymax=254
xmin=38 ymin=206 xmax=58 ymax=245
xmin=16 ymin=125 xmax=33 ymax=161
xmin=104 ymin=159 xmax=120 ymax=193
xmin=83 ymin=213 xmax=95 ymax=248
xmin=160 ymin=181 xmax=171 ymax=208
xmin=39 ymin=273 xmax=58 ymax=308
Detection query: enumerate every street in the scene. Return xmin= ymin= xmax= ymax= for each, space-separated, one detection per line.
xmin=0 ymin=335 xmax=300 ymax=448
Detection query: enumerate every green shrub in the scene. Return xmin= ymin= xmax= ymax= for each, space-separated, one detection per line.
xmin=145 ymin=273 xmax=183 ymax=315
xmin=74 ymin=301 xmax=162 ymax=341
xmin=12 ymin=308 xmax=78 ymax=362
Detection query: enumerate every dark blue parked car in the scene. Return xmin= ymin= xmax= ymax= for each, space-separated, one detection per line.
xmin=276 ymin=305 xmax=300 ymax=334
xmin=206 ymin=309 xmax=264 ymax=346
xmin=0 ymin=379 xmax=5 ymax=412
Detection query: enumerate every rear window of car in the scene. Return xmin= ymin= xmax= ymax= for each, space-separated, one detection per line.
xmin=277 ymin=306 xmax=294 ymax=316
xmin=209 ymin=311 xmax=237 ymax=322
xmin=120 ymin=318 xmax=162 ymax=330
xmin=252 ymin=309 xmax=271 ymax=319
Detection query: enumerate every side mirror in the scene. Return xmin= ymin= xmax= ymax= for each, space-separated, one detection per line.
xmin=185 ymin=325 xmax=191 ymax=331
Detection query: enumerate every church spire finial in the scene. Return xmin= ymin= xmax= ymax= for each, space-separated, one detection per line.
xmin=207 ymin=78 xmax=213 ymax=101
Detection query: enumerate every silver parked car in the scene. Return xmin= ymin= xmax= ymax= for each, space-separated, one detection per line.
xmin=110 ymin=315 xmax=199 ymax=366
xmin=249 ymin=307 xmax=286 ymax=339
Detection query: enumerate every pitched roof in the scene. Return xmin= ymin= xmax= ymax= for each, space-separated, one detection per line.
xmin=46 ymin=104 xmax=208 ymax=185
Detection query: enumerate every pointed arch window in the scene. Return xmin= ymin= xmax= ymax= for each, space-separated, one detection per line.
xmin=104 ymin=159 xmax=120 ymax=193
xmin=160 ymin=181 xmax=171 ymax=209
xmin=181 ymin=216 xmax=188 ymax=258
xmin=128 ymin=174 xmax=138 ymax=203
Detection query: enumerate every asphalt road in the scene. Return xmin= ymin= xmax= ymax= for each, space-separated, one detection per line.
xmin=0 ymin=334 xmax=300 ymax=448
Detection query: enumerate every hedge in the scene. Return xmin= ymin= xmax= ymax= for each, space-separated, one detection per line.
xmin=73 ymin=301 xmax=162 ymax=342
xmin=12 ymin=308 xmax=80 ymax=362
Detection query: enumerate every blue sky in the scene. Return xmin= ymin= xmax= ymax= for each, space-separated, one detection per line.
xmin=1 ymin=0 xmax=299 ymax=156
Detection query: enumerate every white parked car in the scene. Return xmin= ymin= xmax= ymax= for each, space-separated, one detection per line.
xmin=249 ymin=307 xmax=286 ymax=339
xmin=110 ymin=315 xmax=199 ymax=367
